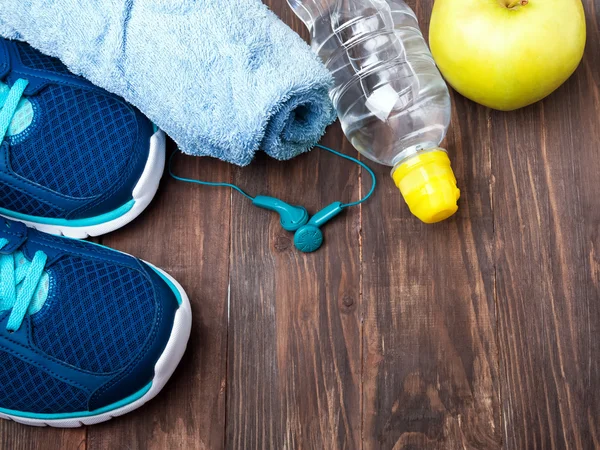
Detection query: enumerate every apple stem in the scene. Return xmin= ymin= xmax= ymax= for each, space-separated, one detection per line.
xmin=506 ymin=0 xmax=528 ymax=7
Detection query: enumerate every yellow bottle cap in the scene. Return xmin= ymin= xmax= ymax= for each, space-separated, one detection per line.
xmin=391 ymin=149 xmax=460 ymax=224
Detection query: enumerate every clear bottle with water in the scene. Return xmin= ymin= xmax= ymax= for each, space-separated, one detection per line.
xmin=287 ymin=0 xmax=460 ymax=223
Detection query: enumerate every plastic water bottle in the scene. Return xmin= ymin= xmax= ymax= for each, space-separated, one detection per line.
xmin=287 ymin=0 xmax=460 ymax=223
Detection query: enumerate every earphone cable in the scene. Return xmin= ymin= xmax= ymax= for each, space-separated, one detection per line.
xmin=168 ymin=151 xmax=255 ymax=201
xmin=313 ymin=144 xmax=376 ymax=209
xmin=169 ymin=144 xmax=376 ymax=207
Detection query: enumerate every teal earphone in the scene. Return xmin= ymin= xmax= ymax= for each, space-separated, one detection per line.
xmin=169 ymin=144 xmax=376 ymax=253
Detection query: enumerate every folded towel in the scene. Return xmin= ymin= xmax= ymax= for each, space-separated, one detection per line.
xmin=0 ymin=0 xmax=336 ymax=166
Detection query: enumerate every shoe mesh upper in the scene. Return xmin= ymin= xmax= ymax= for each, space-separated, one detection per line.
xmin=0 ymin=182 xmax=63 ymax=217
xmin=15 ymin=41 xmax=72 ymax=75
xmin=9 ymin=84 xmax=139 ymax=198
xmin=0 ymin=349 xmax=88 ymax=414
xmin=32 ymin=256 xmax=156 ymax=374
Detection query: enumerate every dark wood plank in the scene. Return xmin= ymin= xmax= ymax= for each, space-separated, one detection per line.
xmin=0 ymin=426 xmax=85 ymax=450
xmin=493 ymin=4 xmax=600 ymax=448
xmin=360 ymin=2 xmax=502 ymax=448
xmin=225 ymin=120 xmax=362 ymax=449
xmin=87 ymin=141 xmax=231 ymax=449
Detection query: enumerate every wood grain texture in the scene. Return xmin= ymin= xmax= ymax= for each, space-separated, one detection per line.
xmin=361 ymin=43 xmax=501 ymax=450
xmin=0 ymin=426 xmax=85 ymax=450
xmin=493 ymin=4 xmax=600 ymax=449
xmin=358 ymin=2 xmax=502 ymax=448
xmin=226 ymin=126 xmax=362 ymax=450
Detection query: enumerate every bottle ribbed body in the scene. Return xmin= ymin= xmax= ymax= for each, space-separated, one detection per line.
xmin=287 ymin=0 xmax=451 ymax=167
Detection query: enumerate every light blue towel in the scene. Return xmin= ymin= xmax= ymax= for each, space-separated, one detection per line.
xmin=0 ymin=0 xmax=336 ymax=166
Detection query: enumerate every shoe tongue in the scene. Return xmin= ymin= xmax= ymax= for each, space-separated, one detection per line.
xmin=0 ymin=250 xmax=50 ymax=316
xmin=0 ymin=83 xmax=34 ymax=137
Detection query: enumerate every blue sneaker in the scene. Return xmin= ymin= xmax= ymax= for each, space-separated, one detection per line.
xmin=0 ymin=219 xmax=192 ymax=427
xmin=0 ymin=39 xmax=165 ymax=238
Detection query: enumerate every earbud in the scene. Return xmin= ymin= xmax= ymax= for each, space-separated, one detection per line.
xmin=293 ymin=202 xmax=343 ymax=252
xmin=252 ymin=196 xmax=309 ymax=231
xmin=254 ymin=197 xmax=344 ymax=253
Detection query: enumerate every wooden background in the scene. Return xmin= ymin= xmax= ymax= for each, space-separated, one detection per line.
xmin=2 ymin=0 xmax=599 ymax=448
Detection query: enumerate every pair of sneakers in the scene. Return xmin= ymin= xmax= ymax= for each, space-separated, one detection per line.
xmin=0 ymin=39 xmax=192 ymax=426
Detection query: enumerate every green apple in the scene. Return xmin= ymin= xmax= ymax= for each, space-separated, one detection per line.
xmin=429 ymin=0 xmax=586 ymax=111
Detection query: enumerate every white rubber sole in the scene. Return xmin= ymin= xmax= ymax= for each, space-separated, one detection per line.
xmin=0 ymin=265 xmax=192 ymax=428
xmin=2 ymin=130 xmax=166 ymax=239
